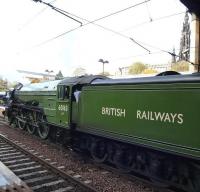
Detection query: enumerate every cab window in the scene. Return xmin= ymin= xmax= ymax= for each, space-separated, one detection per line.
xmin=58 ymin=86 xmax=69 ymax=100
xmin=57 ymin=86 xmax=63 ymax=99
xmin=64 ymin=86 xmax=70 ymax=99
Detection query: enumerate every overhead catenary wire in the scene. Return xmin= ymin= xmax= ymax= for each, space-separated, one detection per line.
xmin=145 ymin=0 xmax=152 ymax=22
xmin=19 ymin=7 xmax=47 ymax=31
xmin=30 ymin=1 xmax=197 ymax=68
xmin=32 ymin=0 xmax=151 ymax=52
xmin=120 ymin=11 xmax=185 ymax=32
xmin=111 ymin=47 xmax=197 ymax=62
xmin=31 ymin=0 xmax=189 ymax=58
xmin=32 ymin=0 xmax=82 ymax=25
xmin=76 ymin=0 xmax=150 ymax=25
xmin=167 ymin=51 xmax=199 ymax=68
xmin=19 ymin=0 xmax=57 ymax=31
xmin=132 ymin=38 xmax=198 ymax=67
xmin=110 ymin=48 xmax=199 ymax=74
xmin=111 ymin=51 xmax=163 ymax=62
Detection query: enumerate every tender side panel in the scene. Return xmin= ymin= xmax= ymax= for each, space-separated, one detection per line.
xmin=17 ymin=91 xmax=57 ymax=124
xmin=78 ymin=84 xmax=200 ymax=159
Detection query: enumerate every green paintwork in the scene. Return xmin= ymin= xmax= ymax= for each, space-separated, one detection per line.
xmin=14 ymin=75 xmax=200 ymax=159
xmin=16 ymin=88 xmax=70 ymax=128
xmin=16 ymin=91 xmax=58 ymax=123
xmin=14 ymin=76 xmax=106 ymax=129
xmin=56 ymin=100 xmax=69 ymax=126
xmin=78 ymin=83 xmax=200 ymax=159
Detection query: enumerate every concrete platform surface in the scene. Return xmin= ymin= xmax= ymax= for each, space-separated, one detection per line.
xmin=0 ymin=161 xmax=32 ymax=191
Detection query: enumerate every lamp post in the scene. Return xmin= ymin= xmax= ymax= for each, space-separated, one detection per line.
xmin=45 ymin=69 xmax=53 ymax=74
xmin=45 ymin=69 xmax=54 ymax=80
xmin=98 ymin=59 xmax=109 ymax=75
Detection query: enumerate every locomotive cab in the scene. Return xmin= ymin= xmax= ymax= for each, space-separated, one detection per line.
xmin=56 ymin=85 xmax=70 ymax=127
xmin=57 ymin=75 xmax=108 ymax=129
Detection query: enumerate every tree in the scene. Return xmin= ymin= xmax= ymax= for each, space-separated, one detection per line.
xmin=98 ymin=71 xmax=111 ymax=76
xmin=8 ymin=81 xmax=18 ymax=89
xmin=143 ymin=68 xmax=158 ymax=74
xmin=171 ymin=61 xmax=189 ymax=72
xmin=73 ymin=67 xmax=87 ymax=77
xmin=128 ymin=62 xmax=147 ymax=75
xmin=55 ymin=70 xmax=64 ymax=80
xmin=0 ymin=78 xmax=8 ymax=91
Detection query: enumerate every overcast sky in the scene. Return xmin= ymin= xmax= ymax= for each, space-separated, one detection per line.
xmin=0 ymin=0 xmax=187 ymax=83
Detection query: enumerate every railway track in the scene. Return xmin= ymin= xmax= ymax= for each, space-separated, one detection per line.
xmin=0 ymin=116 xmax=176 ymax=192
xmin=0 ymin=133 xmax=97 ymax=192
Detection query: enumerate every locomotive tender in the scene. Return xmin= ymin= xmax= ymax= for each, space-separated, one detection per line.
xmin=5 ymin=73 xmax=200 ymax=192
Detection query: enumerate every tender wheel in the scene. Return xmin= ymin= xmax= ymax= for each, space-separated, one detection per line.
xmin=184 ymin=163 xmax=200 ymax=192
xmin=135 ymin=151 xmax=148 ymax=174
xmin=90 ymin=139 xmax=108 ymax=163
xmin=37 ymin=115 xmax=50 ymax=139
xmin=113 ymin=145 xmax=133 ymax=173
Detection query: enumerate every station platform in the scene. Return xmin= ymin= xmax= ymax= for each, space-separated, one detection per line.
xmin=0 ymin=161 xmax=32 ymax=192
xmin=0 ymin=106 xmax=5 ymax=117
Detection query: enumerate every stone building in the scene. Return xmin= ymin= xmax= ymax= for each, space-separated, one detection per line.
xmin=179 ymin=11 xmax=191 ymax=61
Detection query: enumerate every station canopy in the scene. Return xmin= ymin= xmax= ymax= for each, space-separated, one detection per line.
xmin=180 ymin=0 xmax=200 ymax=16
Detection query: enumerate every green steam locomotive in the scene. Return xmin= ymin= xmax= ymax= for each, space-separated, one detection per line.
xmin=5 ymin=73 xmax=200 ymax=192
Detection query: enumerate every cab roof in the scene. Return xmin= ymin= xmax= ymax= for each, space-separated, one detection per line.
xmin=58 ymin=75 xmax=108 ymax=86
xmin=19 ymin=75 xmax=107 ymax=92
